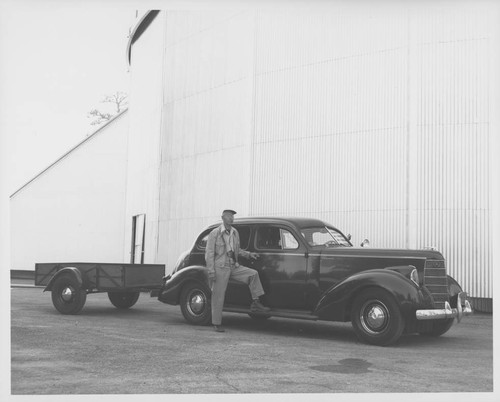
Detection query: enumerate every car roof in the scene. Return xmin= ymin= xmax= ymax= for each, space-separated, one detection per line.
xmin=204 ymin=216 xmax=342 ymax=232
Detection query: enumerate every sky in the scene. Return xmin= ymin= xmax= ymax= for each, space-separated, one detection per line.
xmin=0 ymin=2 xmax=136 ymax=276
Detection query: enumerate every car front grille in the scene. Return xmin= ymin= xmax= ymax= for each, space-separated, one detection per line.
xmin=423 ymin=259 xmax=449 ymax=309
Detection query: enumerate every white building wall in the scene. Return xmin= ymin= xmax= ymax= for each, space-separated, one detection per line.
xmin=250 ymin=7 xmax=409 ymax=250
xmin=156 ymin=11 xmax=255 ymax=266
xmin=124 ymin=14 xmax=165 ymax=264
xmin=128 ymin=4 xmax=497 ymax=300
xmin=247 ymin=4 xmax=495 ymax=299
xmin=10 ymin=111 xmax=129 ymax=270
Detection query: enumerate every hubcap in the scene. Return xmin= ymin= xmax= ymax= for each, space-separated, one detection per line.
xmin=187 ymin=291 xmax=206 ymax=316
xmin=61 ymin=286 xmax=74 ymax=302
xmin=360 ymin=301 xmax=389 ymax=334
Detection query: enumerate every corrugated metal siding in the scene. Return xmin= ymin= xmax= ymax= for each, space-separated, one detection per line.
xmin=156 ymin=11 xmax=255 ymax=268
xmin=248 ymin=6 xmax=493 ymax=298
xmin=128 ymin=5 xmax=495 ymax=298
xmin=124 ymin=13 xmax=166 ymax=264
xmin=251 ymin=8 xmax=409 ymax=248
xmin=411 ymin=7 xmax=492 ymax=298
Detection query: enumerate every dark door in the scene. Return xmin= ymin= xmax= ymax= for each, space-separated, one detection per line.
xmin=130 ymin=214 xmax=145 ymax=264
xmin=247 ymin=225 xmax=308 ymax=310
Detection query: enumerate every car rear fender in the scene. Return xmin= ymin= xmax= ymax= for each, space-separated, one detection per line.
xmin=44 ymin=267 xmax=83 ymax=292
xmin=157 ymin=265 xmax=210 ymax=305
xmin=313 ymin=269 xmax=422 ymax=321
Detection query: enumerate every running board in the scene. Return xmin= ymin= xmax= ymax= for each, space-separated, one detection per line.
xmin=223 ymin=305 xmax=319 ymax=321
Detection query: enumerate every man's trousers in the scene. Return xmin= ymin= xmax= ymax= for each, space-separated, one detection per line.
xmin=211 ymin=264 xmax=265 ymax=325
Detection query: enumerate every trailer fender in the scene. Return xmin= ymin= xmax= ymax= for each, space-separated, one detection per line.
xmin=313 ymin=268 xmax=422 ymax=321
xmin=44 ymin=267 xmax=83 ymax=292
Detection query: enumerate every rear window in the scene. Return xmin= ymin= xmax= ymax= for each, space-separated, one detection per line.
xmin=255 ymin=226 xmax=300 ymax=250
xmin=236 ymin=226 xmax=251 ymax=249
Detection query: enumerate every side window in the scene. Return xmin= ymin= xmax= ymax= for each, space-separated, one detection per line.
xmin=256 ymin=226 xmax=299 ymax=250
xmin=280 ymin=229 xmax=299 ymax=250
xmin=235 ymin=225 xmax=251 ymax=250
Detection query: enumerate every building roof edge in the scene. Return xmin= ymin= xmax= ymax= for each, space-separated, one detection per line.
xmin=125 ymin=10 xmax=160 ymax=66
xmin=9 ymin=109 xmax=129 ymax=199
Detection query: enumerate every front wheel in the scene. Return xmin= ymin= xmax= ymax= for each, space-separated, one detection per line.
xmin=179 ymin=282 xmax=212 ymax=325
xmin=108 ymin=292 xmax=140 ymax=309
xmin=51 ymin=274 xmax=87 ymax=315
xmin=351 ymin=288 xmax=404 ymax=346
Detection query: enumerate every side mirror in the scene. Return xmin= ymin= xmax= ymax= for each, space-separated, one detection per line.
xmin=346 ymin=234 xmax=352 ymax=241
xmin=360 ymin=239 xmax=370 ymax=247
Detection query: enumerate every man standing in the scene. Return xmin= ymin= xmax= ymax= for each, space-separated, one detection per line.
xmin=205 ymin=209 xmax=270 ymax=332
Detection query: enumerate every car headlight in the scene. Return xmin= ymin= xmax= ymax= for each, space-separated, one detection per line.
xmin=410 ymin=268 xmax=419 ymax=286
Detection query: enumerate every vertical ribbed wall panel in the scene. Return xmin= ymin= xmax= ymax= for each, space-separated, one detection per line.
xmin=156 ymin=11 xmax=255 ymax=267
xmin=124 ymin=13 xmax=166 ymax=264
xmin=142 ymin=6 xmax=494 ymax=297
xmin=412 ymin=8 xmax=491 ymax=298
xmin=250 ymin=8 xmax=409 ymax=249
xmin=249 ymin=6 xmax=493 ymax=298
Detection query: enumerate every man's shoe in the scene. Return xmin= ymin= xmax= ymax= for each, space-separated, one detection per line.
xmin=250 ymin=300 xmax=271 ymax=312
xmin=213 ymin=325 xmax=225 ymax=333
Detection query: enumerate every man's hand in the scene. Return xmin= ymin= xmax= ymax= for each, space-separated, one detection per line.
xmin=249 ymin=252 xmax=260 ymax=260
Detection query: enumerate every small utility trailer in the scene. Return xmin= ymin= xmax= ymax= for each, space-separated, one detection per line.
xmin=35 ymin=262 xmax=165 ymax=314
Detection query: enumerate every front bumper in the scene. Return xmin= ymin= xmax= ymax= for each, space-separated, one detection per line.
xmin=416 ymin=292 xmax=473 ymax=322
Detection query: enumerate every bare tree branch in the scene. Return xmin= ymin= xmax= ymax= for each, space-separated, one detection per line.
xmin=87 ymin=91 xmax=128 ymax=126
xmin=102 ymin=91 xmax=128 ymax=114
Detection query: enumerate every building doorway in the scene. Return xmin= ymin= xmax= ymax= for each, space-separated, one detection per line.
xmin=131 ymin=214 xmax=145 ymax=264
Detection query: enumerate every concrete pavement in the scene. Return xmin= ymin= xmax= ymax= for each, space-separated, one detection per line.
xmin=11 ymin=286 xmax=493 ymax=394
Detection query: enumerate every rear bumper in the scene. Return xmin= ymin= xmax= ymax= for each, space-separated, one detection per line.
xmin=416 ymin=292 xmax=472 ymax=322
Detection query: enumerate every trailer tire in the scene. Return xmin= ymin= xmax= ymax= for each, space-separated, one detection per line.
xmin=108 ymin=292 xmax=140 ymax=309
xmin=51 ymin=273 xmax=87 ymax=315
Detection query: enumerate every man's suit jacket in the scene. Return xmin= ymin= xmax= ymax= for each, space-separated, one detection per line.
xmin=205 ymin=225 xmax=251 ymax=273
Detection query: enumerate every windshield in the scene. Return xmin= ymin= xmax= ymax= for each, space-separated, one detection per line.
xmin=300 ymin=226 xmax=351 ymax=247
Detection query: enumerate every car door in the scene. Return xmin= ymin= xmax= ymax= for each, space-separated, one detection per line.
xmin=249 ymin=224 xmax=309 ymax=310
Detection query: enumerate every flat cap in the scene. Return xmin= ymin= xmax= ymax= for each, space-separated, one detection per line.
xmin=222 ymin=209 xmax=237 ymax=215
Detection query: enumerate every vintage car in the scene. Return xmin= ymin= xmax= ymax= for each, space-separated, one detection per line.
xmin=157 ymin=217 xmax=472 ymax=346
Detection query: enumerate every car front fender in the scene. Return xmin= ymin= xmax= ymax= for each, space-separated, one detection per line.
xmin=157 ymin=266 xmax=210 ymax=305
xmin=447 ymin=275 xmax=465 ymax=308
xmin=313 ymin=269 xmax=425 ymax=321
xmin=44 ymin=267 xmax=83 ymax=292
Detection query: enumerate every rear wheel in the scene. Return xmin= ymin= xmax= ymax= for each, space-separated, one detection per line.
xmin=108 ymin=292 xmax=140 ymax=309
xmin=351 ymin=288 xmax=404 ymax=346
xmin=51 ymin=274 xmax=87 ymax=315
xmin=179 ymin=282 xmax=212 ymax=325
xmin=419 ymin=319 xmax=454 ymax=337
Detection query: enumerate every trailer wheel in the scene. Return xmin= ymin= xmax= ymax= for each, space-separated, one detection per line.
xmin=108 ymin=292 xmax=140 ymax=309
xmin=51 ymin=273 xmax=87 ymax=315
xmin=350 ymin=288 xmax=404 ymax=346
xmin=180 ymin=282 xmax=212 ymax=325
